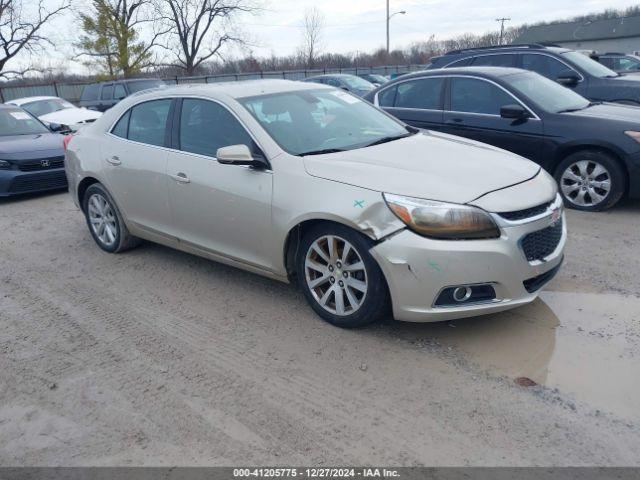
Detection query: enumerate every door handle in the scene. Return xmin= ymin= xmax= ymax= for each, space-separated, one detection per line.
xmin=446 ymin=118 xmax=464 ymax=124
xmin=170 ymin=172 xmax=190 ymax=184
xmin=106 ymin=155 xmax=121 ymax=166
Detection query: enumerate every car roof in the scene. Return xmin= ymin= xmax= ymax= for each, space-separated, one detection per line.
xmin=7 ymin=96 xmax=62 ymax=105
xmin=394 ymin=66 xmax=528 ymax=80
xmin=129 ymin=79 xmax=331 ymax=101
xmin=439 ymin=44 xmax=571 ymax=58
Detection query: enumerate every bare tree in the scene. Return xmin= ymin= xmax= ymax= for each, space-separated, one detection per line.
xmin=0 ymin=0 xmax=71 ymax=78
xmin=155 ymin=0 xmax=257 ymax=76
xmin=298 ymin=6 xmax=324 ymax=68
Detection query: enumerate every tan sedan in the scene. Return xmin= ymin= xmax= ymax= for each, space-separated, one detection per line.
xmin=64 ymin=80 xmax=565 ymax=327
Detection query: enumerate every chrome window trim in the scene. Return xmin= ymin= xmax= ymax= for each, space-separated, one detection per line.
xmin=105 ymin=94 xmax=272 ymax=168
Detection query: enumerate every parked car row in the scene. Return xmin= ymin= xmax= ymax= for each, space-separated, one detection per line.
xmin=64 ymin=79 xmax=566 ymax=328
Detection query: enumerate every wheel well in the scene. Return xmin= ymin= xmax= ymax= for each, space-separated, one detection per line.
xmin=77 ymin=177 xmax=100 ymax=211
xmin=553 ymin=145 xmax=629 ymax=191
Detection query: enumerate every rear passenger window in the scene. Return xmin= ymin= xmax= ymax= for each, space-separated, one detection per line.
xmin=111 ymin=110 xmax=130 ymax=138
xmin=101 ymin=84 xmax=114 ymax=100
xmin=450 ymin=77 xmax=514 ymax=115
xmin=128 ymin=99 xmax=171 ymax=147
xmin=394 ymin=78 xmax=444 ymax=109
xmin=522 ymin=54 xmax=571 ymax=79
xmin=471 ymin=54 xmax=515 ymax=67
xmin=179 ymin=99 xmax=253 ymax=157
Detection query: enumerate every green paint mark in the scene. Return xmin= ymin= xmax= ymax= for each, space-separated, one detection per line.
xmin=354 ymin=200 xmax=365 ymax=208
xmin=428 ymin=261 xmax=442 ymax=272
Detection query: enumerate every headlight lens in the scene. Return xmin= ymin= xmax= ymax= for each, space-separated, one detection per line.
xmin=0 ymin=159 xmax=11 ymax=169
xmin=625 ymin=131 xmax=640 ymax=143
xmin=384 ymin=193 xmax=500 ymax=240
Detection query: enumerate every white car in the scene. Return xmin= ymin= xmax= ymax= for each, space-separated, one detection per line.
xmin=7 ymin=96 xmax=101 ymax=131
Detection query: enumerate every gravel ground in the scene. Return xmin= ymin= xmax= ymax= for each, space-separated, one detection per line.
xmin=0 ymin=191 xmax=639 ymax=466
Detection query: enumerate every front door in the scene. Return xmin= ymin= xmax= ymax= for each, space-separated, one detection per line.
xmin=442 ymin=76 xmax=545 ymax=163
xmin=166 ymin=98 xmax=274 ymax=271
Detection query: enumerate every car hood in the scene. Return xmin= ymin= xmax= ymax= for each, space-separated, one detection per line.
xmin=39 ymin=108 xmax=102 ymax=125
xmin=302 ymin=131 xmax=541 ymax=204
xmin=0 ymin=133 xmax=64 ymax=160
xmin=564 ymin=102 xmax=640 ymax=123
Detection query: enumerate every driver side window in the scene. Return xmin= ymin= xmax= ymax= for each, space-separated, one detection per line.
xmin=179 ymin=98 xmax=254 ymax=157
xmin=450 ymin=77 xmax=516 ymax=116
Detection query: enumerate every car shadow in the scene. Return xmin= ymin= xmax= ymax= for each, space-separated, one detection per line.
xmin=0 ymin=188 xmax=68 ymax=205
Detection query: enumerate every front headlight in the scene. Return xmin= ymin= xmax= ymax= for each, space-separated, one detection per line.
xmin=625 ymin=131 xmax=640 ymax=144
xmin=0 ymin=159 xmax=11 ymax=169
xmin=384 ymin=193 xmax=500 ymax=240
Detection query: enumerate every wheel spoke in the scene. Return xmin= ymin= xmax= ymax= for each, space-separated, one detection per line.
xmin=345 ymin=277 xmax=367 ymax=293
xmin=319 ymin=286 xmax=334 ymax=307
xmin=341 ymin=243 xmax=352 ymax=263
xmin=326 ymin=236 xmax=337 ymax=263
xmin=591 ymin=179 xmax=610 ymax=191
xmin=306 ymin=258 xmax=328 ymax=274
xmin=576 ymin=160 xmax=590 ymax=177
xmin=591 ymin=164 xmax=607 ymax=178
xmin=562 ymin=171 xmax=581 ymax=183
xmin=311 ymin=244 xmax=330 ymax=264
xmin=343 ymin=261 xmax=364 ymax=272
xmin=334 ymin=287 xmax=345 ymax=315
xmin=574 ymin=188 xmax=588 ymax=205
xmin=344 ymin=286 xmax=359 ymax=309
xmin=588 ymin=188 xmax=605 ymax=203
xmin=308 ymin=274 xmax=330 ymax=289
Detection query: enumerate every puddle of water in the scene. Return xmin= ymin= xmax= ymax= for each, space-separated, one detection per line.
xmin=393 ymin=292 xmax=640 ymax=420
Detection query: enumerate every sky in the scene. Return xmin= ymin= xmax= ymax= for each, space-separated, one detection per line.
xmin=18 ymin=0 xmax=640 ymax=75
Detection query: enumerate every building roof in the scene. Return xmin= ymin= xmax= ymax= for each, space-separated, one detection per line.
xmin=515 ymin=15 xmax=640 ymax=44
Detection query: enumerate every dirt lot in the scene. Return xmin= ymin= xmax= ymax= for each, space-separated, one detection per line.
xmin=0 ymin=191 xmax=639 ymax=466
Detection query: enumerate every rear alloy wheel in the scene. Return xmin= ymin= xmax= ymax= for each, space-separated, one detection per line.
xmin=83 ymin=183 xmax=141 ymax=253
xmin=555 ymin=151 xmax=625 ymax=211
xmin=297 ymin=224 xmax=390 ymax=328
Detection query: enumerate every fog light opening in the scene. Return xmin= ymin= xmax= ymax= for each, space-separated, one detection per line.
xmin=453 ymin=286 xmax=472 ymax=302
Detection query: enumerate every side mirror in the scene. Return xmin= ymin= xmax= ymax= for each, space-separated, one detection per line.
xmin=216 ymin=144 xmax=265 ymax=168
xmin=556 ymin=70 xmax=580 ymax=86
xmin=500 ymin=104 xmax=530 ymax=119
xmin=49 ymin=122 xmax=71 ymax=133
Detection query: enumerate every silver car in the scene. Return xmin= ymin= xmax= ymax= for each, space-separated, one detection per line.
xmin=65 ymin=80 xmax=566 ymax=328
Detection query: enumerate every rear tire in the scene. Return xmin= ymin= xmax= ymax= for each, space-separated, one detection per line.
xmin=83 ymin=183 xmax=141 ymax=253
xmin=554 ymin=150 xmax=625 ymax=211
xmin=297 ymin=223 xmax=390 ymax=328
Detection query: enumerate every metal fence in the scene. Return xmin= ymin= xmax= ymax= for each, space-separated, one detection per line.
xmin=0 ymin=64 xmax=426 ymax=104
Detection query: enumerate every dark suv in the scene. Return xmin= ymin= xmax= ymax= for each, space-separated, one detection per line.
xmin=79 ymin=78 xmax=165 ymax=112
xmin=428 ymin=44 xmax=640 ymax=105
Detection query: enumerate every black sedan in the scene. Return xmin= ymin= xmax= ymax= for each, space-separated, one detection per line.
xmin=365 ymin=67 xmax=640 ymax=211
xmin=0 ymin=105 xmax=66 ymax=197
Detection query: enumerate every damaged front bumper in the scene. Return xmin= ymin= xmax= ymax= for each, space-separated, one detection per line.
xmin=370 ymin=196 xmax=566 ymax=322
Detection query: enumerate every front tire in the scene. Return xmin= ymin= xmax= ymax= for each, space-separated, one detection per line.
xmin=83 ymin=183 xmax=141 ymax=253
xmin=554 ymin=150 xmax=625 ymax=211
xmin=297 ymin=223 xmax=390 ymax=328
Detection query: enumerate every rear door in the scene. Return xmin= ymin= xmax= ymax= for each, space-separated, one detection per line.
xmin=442 ymin=76 xmax=545 ymax=163
xmin=377 ymin=77 xmax=445 ymax=130
xmin=102 ymin=98 xmax=174 ymax=235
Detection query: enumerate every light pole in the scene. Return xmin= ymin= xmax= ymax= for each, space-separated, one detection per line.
xmin=386 ymin=0 xmax=406 ymax=54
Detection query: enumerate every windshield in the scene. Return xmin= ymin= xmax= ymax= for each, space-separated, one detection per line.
xmin=562 ymin=51 xmax=618 ymax=78
xmin=0 ymin=108 xmax=49 ymax=136
xmin=240 ymin=89 xmax=409 ymax=155
xmin=21 ymin=98 xmax=75 ymax=117
xmin=127 ymin=80 xmax=164 ymax=93
xmin=504 ymin=72 xmax=590 ymax=113
xmin=341 ymin=76 xmax=375 ymax=90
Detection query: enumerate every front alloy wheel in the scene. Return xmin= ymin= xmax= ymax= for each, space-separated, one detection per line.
xmin=555 ymin=150 xmax=625 ymax=211
xmin=305 ymin=235 xmax=368 ymax=316
xmin=560 ymin=160 xmax=611 ymax=208
xmin=297 ymin=224 xmax=390 ymax=328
